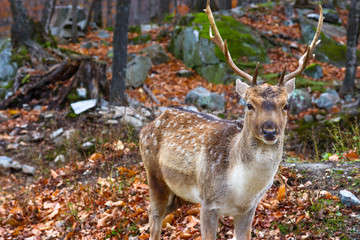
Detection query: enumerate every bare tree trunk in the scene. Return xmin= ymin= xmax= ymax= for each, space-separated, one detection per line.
xmin=217 ymin=0 xmax=232 ymax=10
xmin=106 ymin=0 xmax=112 ymax=27
xmin=93 ymin=0 xmax=103 ymax=27
xmin=72 ymin=0 xmax=78 ymax=43
xmin=84 ymin=0 xmax=96 ymax=33
xmin=341 ymin=0 xmax=360 ymax=95
xmin=150 ymin=0 xmax=170 ymax=21
xmin=110 ymin=0 xmax=130 ymax=105
xmin=41 ymin=0 xmax=57 ymax=36
xmin=187 ymin=0 xmax=217 ymax=12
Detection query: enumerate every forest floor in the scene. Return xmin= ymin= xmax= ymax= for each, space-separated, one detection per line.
xmin=1 ymin=4 xmax=360 ymax=240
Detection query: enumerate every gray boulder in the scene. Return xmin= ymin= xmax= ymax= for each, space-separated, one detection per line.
xmin=126 ymin=55 xmax=152 ymax=88
xmin=141 ymin=44 xmax=170 ymax=65
xmin=195 ymin=63 xmax=227 ymax=84
xmin=0 ymin=156 xmax=12 ymax=169
xmin=323 ymin=8 xmax=340 ymax=24
xmin=22 ymin=164 xmax=36 ymax=175
xmin=299 ymin=13 xmax=360 ymax=68
xmin=185 ymin=86 xmax=226 ymax=112
xmin=303 ymin=63 xmax=323 ymax=79
xmin=315 ymin=89 xmax=340 ymax=110
xmin=288 ymin=89 xmax=312 ymax=114
xmin=176 ymin=70 xmax=193 ymax=78
xmin=168 ymin=12 xmax=268 ymax=84
xmin=0 ymin=39 xmax=17 ymax=81
xmin=340 ymin=190 xmax=360 ymax=207
xmin=97 ymin=30 xmax=110 ymax=39
xmin=50 ymin=6 xmax=86 ymax=38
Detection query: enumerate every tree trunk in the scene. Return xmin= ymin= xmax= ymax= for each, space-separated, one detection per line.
xmin=217 ymin=0 xmax=232 ymax=10
xmin=150 ymin=0 xmax=170 ymax=22
xmin=341 ymin=0 xmax=360 ymax=95
xmin=72 ymin=0 xmax=78 ymax=43
xmin=84 ymin=0 xmax=96 ymax=33
xmin=106 ymin=0 xmax=112 ymax=27
xmin=187 ymin=0 xmax=218 ymax=12
xmin=9 ymin=0 xmax=56 ymax=68
xmin=9 ymin=0 xmax=36 ymax=48
xmin=110 ymin=0 xmax=130 ymax=106
xmin=93 ymin=0 xmax=103 ymax=27
xmin=41 ymin=0 xmax=57 ymax=36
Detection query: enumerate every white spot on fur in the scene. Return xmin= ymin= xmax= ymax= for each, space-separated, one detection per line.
xmin=153 ymin=138 xmax=157 ymax=146
xmin=173 ymin=122 xmax=177 ymax=127
xmin=191 ymin=139 xmax=195 ymax=143
xmin=155 ymin=120 xmax=161 ymax=127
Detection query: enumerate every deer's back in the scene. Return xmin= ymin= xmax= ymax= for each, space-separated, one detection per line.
xmin=140 ymin=108 xmax=243 ymax=202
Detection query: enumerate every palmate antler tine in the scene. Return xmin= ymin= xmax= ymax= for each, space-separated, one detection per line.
xmin=205 ymin=0 xmax=253 ymax=83
xmin=283 ymin=5 xmax=324 ymax=83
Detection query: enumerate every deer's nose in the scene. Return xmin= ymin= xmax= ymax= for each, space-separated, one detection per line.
xmin=261 ymin=121 xmax=277 ymax=140
xmin=263 ymin=129 xmax=276 ymax=140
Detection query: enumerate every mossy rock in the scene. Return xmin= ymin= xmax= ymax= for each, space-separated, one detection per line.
xmin=295 ymin=76 xmax=330 ymax=93
xmin=168 ymin=12 xmax=269 ymax=84
xmin=129 ymin=33 xmax=152 ymax=45
xmin=304 ymin=63 xmax=324 ymax=79
xmin=194 ymin=63 xmax=227 ymax=84
xmin=192 ymin=13 xmax=269 ymax=64
xmin=300 ymin=17 xmax=360 ymax=68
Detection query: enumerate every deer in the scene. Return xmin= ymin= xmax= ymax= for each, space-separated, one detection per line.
xmin=139 ymin=1 xmax=323 ymax=239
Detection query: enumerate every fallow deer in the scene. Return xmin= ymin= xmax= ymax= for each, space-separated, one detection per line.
xmin=140 ymin=1 xmax=323 ymax=239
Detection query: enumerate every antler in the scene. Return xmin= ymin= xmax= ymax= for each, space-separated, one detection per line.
xmin=282 ymin=5 xmax=324 ymax=83
xmin=204 ymin=0 xmax=257 ymax=85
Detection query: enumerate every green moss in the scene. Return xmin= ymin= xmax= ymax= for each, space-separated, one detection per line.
xmin=11 ymin=45 xmax=30 ymax=67
xmin=295 ymin=76 xmax=330 ymax=92
xmin=192 ymin=12 xmax=269 ymax=64
xmin=128 ymin=25 xmax=141 ymax=34
xmin=130 ymin=33 xmax=151 ymax=45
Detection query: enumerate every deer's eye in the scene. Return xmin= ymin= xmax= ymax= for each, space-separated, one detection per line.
xmin=283 ymin=104 xmax=289 ymax=111
xmin=247 ymin=104 xmax=254 ymax=111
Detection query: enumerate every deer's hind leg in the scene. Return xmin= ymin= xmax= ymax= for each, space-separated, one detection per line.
xmin=146 ymin=166 xmax=176 ymax=240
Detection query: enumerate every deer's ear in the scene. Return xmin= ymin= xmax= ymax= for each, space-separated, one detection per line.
xmin=236 ymin=79 xmax=250 ymax=98
xmin=284 ymin=78 xmax=295 ymax=95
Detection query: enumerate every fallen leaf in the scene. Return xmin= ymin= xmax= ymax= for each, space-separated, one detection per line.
xmin=179 ymin=232 xmax=193 ymax=239
xmin=50 ymin=169 xmax=58 ymax=178
xmin=46 ymin=202 xmax=61 ymax=220
xmin=329 ymin=154 xmax=340 ymax=162
xmin=276 ymin=184 xmax=286 ymax=201
xmin=162 ymin=213 xmax=174 ymax=228
xmin=343 ymin=151 xmax=359 ymax=161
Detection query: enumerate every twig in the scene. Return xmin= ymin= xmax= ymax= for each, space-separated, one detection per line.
xmin=143 ymin=84 xmax=161 ymax=105
xmin=277 ymin=173 xmax=296 ymax=195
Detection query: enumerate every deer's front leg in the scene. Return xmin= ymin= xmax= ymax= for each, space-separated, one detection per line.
xmin=233 ymin=207 xmax=256 ymax=240
xmin=200 ymin=204 xmax=220 ymax=240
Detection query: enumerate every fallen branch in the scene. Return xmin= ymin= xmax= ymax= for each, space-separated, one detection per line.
xmin=143 ymin=84 xmax=161 ymax=105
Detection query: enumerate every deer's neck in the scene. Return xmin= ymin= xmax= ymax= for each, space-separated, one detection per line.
xmin=229 ymin=124 xmax=284 ymax=176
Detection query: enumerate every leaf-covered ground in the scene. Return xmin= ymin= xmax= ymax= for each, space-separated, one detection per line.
xmin=1 ymin=4 xmax=360 ymax=240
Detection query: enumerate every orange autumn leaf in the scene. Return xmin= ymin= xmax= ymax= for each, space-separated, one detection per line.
xmin=179 ymin=232 xmax=193 ymax=239
xmin=343 ymin=151 xmax=359 ymax=160
xmin=89 ymin=153 xmax=104 ymax=161
xmin=162 ymin=213 xmax=174 ymax=228
xmin=276 ymin=184 xmax=286 ymax=201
